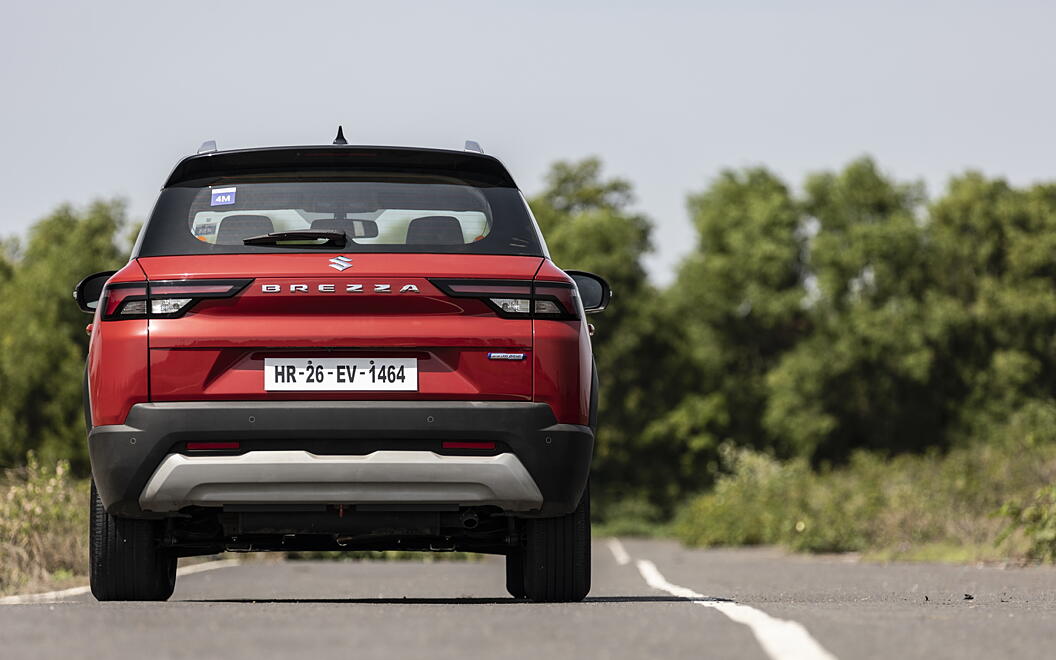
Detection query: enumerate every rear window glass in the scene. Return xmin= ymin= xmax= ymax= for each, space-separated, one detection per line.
xmin=135 ymin=175 xmax=547 ymax=257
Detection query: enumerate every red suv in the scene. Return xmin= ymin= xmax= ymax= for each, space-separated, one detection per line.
xmin=75 ymin=139 xmax=610 ymax=603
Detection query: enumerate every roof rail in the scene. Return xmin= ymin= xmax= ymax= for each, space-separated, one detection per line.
xmin=197 ymin=140 xmax=217 ymax=154
xmin=464 ymin=140 xmax=483 ymax=154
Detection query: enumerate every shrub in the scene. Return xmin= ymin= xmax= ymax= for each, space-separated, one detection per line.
xmin=594 ymin=495 xmax=669 ymax=537
xmin=675 ymin=427 xmax=1056 ymax=560
xmin=1001 ymin=487 xmax=1056 ymax=562
xmin=674 ymin=446 xmax=807 ymax=547
xmin=0 ymin=454 xmax=88 ymax=594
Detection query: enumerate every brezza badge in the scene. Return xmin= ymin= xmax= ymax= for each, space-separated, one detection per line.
xmin=261 ymin=283 xmax=420 ymax=293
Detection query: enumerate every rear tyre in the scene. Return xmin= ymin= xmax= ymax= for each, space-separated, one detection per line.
xmin=505 ymin=550 xmax=526 ymax=599
xmin=90 ymin=480 xmax=176 ymax=601
xmin=522 ymin=485 xmax=591 ymax=603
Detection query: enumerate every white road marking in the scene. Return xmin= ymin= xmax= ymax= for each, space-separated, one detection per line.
xmin=0 ymin=558 xmax=240 ymax=605
xmin=636 ymin=559 xmax=838 ymax=660
xmin=174 ymin=558 xmax=241 ymax=577
xmin=0 ymin=584 xmax=92 ymax=605
xmin=607 ymin=537 xmax=631 ymax=565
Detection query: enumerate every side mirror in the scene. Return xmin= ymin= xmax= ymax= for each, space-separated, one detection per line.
xmin=73 ymin=271 xmax=117 ymax=313
xmin=566 ymin=270 xmax=612 ymax=314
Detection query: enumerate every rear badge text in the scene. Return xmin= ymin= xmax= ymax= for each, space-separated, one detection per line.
xmin=487 ymin=353 xmax=527 ymax=361
xmin=261 ymin=283 xmax=420 ymax=294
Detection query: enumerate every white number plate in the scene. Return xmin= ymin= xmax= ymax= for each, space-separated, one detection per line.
xmin=264 ymin=358 xmax=418 ymax=391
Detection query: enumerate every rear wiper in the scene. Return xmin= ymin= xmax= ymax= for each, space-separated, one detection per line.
xmin=242 ymin=230 xmax=347 ymax=248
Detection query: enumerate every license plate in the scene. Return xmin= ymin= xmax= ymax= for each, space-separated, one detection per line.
xmin=263 ymin=357 xmax=418 ymax=391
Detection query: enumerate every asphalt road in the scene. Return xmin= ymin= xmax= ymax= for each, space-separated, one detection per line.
xmin=3 ymin=538 xmax=1056 ymax=660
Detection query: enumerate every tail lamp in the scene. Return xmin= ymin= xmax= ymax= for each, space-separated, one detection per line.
xmin=100 ymin=279 xmax=251 ymax=320
xmin=430 ymin=279 xmax=580 ymax=320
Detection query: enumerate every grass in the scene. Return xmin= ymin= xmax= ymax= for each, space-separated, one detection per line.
xmin=860 ymin=542 xmax=1025 ymax=564
xmin=0 ymin=455 xmax=89 ymax=596
xmin=672 ymin=437 xmax=1056 ymax=563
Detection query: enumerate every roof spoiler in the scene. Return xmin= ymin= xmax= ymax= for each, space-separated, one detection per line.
xmin=164 ymin=145 xmax=517 ymax=188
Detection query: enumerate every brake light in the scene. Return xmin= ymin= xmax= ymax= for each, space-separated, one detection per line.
xmin=100 ymin=279 xmax=252 ymax=320
xmin=430 ymin=279 xmax=580 ymax=320
xmin=186 ymin=441 xmax=240 ymax=451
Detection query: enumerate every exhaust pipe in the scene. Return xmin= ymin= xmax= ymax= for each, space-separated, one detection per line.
xmin=460 ymin=511 xmax=479 ymax=529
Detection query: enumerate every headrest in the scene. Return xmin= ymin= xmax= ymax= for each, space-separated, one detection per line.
xmin=405 ymin=215 xmax=465 ymax=245
xmin=216 ymin=215 xmax=274 ymax=244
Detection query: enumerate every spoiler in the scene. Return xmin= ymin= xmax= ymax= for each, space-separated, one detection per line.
xmin=163 ymin=145 xmax=518 ymax=189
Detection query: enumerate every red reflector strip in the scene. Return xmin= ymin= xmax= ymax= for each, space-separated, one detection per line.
xmin=152 ymin=284 xmax=235 ymax=295
xmin=186 ymin=441 xmax=240 ymax=451
xmin=446 ymin=283 xmax=532 ymax=296
xmin=442 ymin=441 xmax=496 ymax=450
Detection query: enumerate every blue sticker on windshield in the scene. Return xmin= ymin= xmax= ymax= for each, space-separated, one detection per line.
xmin=210 ymin=187 xmax=236 ymax=206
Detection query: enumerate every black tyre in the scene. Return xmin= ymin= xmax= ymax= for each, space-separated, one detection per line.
xmin=90 ymin=480 xmax=176 ymax=601
xmin=505 ymin=549 xmax=526 ymax=599
xmin=522 ymin=486 xmax=590 ymax=603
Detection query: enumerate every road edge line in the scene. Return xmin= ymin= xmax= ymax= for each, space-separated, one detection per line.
xmin=636 ymin=559 xmax=838 ymax=660
xmin=0 ymin=557 xmax=241 ymax=605
xmin=606 ymin=538 xmax=631 ymax=565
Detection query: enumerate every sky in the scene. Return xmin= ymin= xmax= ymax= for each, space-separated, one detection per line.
xmin=2 ymin=1 xmax=1055 ymax=285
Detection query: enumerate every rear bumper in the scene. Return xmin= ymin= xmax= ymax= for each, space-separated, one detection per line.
xmin=89 ymin=401 xmax=593 ymax=518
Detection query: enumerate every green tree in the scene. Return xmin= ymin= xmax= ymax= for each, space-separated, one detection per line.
xmin=762 ymin=161 xmax=1056 ymax=464
xmin=763 ymin=158 xmax=936 ymax=460
xmin=0 ymin=201 xmax=126 ymax=470
xmin=926 ymin=174 xmax=1056 ymax=436
xmin=530 ymin=158 xmax=688 ymax=509
xmin=645 ymin=167 xmax=807 ymax=503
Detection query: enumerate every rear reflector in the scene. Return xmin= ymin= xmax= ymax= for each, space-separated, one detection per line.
xmin=186 ymin=441 xmax=240 ymax=451
xmin=444 ymin=282 xmax=532 ymax=296
xmin=442 ymin=441 xmax=496 ymax=450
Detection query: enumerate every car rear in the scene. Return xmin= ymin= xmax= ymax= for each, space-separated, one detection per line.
xmin=83 ymin=144 xmax=598 ymax=603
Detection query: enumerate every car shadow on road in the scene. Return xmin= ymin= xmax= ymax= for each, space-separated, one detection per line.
xmin=179 ymin=595 xmax=733 ymax=605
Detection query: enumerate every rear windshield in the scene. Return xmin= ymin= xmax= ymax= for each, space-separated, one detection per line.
xmin=134 ymin=174 xmax=547 ymax=257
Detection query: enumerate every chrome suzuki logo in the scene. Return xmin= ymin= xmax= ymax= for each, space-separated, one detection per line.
xmin=328 ymin=255 xmax=353 ymax=272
